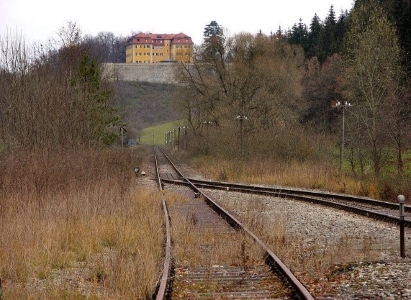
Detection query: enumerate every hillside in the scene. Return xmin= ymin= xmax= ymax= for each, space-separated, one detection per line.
xmin=111 ymin=81 xmax=181 ymax=138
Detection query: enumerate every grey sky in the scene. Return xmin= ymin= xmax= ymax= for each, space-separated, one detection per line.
xmin=0 ymin=0 xmax=355 ymax=45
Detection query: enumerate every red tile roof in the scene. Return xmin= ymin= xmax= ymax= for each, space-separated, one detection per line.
xmin=127 ymin=32 xmax=193 ymax=45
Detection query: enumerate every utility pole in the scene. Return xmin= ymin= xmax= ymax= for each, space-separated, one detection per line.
xmin=120 ymin=127 xmax=127 ymax=148
xmin=335 ymin=101 xmax=351 ymax=170
xmin=236 ymin=115 xmax=248 ymax=157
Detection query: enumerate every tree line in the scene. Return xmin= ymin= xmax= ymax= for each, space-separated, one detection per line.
xmin=284 ymin=0 xmax=411 ymax=75
xmin=177 ymin=0 xmax=411 ymax=178
xmin=0 ymin=23 xmax=124 ymax=153
xmin=285 ymin=0 xmax=411 ymax=175
xmin=1 ymin=0 xmax=410 ymax=180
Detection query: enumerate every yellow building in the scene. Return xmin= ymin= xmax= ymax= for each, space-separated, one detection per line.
xmin=126 ymin=32 xmax=194 ymax=63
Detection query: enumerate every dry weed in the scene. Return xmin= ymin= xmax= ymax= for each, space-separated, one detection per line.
xmin=191 ymin=157 xmax=365 ymax=197
xmin=166 ymin=191 xmax=264 ymax=269
xmin=0 ymin=148 xmax=164 ymax=299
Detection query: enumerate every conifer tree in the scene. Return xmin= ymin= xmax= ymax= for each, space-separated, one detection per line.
xmin=201 ymin=21 xmax=225 ymax=62
xmin=319 ymin=5 xmax=338 ymax=62
xmin=287 ymin=18 xmax=309 ymax=54
xmin=307 ymin=14 xmax=323 ymax=59
xmin=70 ymin=52 xmax=122 ymax=146
xmin=391 ymin=0 xmax=411 ymax=76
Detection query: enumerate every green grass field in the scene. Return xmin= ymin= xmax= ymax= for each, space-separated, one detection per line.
xmin=140 ymin=120 xmax=186 ymax=145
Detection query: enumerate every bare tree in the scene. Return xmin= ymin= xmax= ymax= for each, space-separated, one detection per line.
xmin=301 ymin=54 xmax=343 ymax=131
xmin=343 ymin=0 xmax=402 ymax=175
xmin=57 ymin=21 xmax=82 ymax=48
xmin=176 ymin=31 xmax=304 ymax=158
xmin=0 ymin=28 xmax=121 ymax=153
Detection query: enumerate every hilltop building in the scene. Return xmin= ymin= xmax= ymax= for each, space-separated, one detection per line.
xmin=126 ymin=32 xmax=194 ymax=63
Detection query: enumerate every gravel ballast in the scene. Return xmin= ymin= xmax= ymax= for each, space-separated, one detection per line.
xmin=200 ymin=188 xmax=411 ymax=299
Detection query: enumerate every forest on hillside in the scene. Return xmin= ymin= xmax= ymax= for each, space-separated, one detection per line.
xmin=176 ymin=0 xmax=411 ymax=178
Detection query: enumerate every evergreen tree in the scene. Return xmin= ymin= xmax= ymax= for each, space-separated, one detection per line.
xmin=391 ymin=0 xmax=411 ymax=76
xmin=201 ymin=21 xmax=225 ymax=62
xmin=319 ymin=5 xmax=338 ymax=62
xmin=289 ymin=7 xmax=350 ymax=62
xmin=287 ymin=18 xmax=309 ymax=54
xmin=203 ymin=20 xmax=224 ymax=38
xmin=71 ymin=52 xmax=122 ymax=146
xmin=307 ymin=14 xmax=323 ymax=59
xmin=275 ymin=26 xmax=284 ymax=37
xmin=335 ymin=10 xmax=349 ymax=53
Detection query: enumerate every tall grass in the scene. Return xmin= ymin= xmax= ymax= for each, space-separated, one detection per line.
xmin=176 ymin=128 xmax=411 ymax=201
xmin=167 ymin=192 xmax=264 ymax=268
xmin=166 ymin=192 xmax=291 ymax=298
xmin=0 ymin=148 xmax=163 ymax=299
xmin=189 ymin=156 xmax=372 ymax=197
xmin=219 ymin=196 xmax=393 ymax=296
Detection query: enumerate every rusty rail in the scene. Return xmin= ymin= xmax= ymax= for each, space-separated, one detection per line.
xmin=156 ymin=147 xmax=315 ymax=300
xmin=154 ymin=147 xmax=172 ymax=300
xmin=163 ymin=177 xmax=411 ymax=227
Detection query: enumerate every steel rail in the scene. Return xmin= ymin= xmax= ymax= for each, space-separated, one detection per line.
xmin=184 ymin=179 xmax=314 ymax=300
xmin=158 ymin=147 xmax=184 ymax=178
xmin=185 ymin=178 xmax=411 ymax=213
xmin=153 ymin=147 xmax=172 ymax=300
xmin=161 ymin=177 xmax=411 ymax=227
xmin=157 ymin=147 xmax=315 ymax=300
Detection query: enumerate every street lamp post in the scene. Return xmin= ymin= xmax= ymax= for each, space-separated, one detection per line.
xmin=120 ymin=126 xmax=127 ymax=148
xmin=335 ymin=101 xmax=352 ymax=170
xmin=235 ymin=115 xmax=248 ymax=157
xmin=177 ymin=127 xmax=181 ymax=152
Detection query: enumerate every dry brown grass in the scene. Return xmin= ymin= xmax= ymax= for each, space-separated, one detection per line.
xmin=0 ymin=147 xmax=164 ymax=299
xmin=166 ymin=191 xmax=264 ymax=268
xmin=218 ymin=197 xmax=385 ymax=284
xmin=165 ymin=191 xmax=288 ymax=297
xmin=190 ymin=156 xmax=379 ymax=198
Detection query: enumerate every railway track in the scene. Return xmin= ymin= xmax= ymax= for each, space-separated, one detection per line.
xmin=153 ymin=147 xmax=315 ymax=300
xmin=162 ymin=176 xmax=411 ymax=227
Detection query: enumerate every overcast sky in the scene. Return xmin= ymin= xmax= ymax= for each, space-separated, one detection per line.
xmin=0 ymin=0 xmax=355 ymax=45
